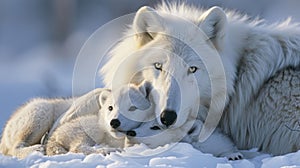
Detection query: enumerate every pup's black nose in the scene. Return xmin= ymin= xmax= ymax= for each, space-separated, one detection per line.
xmin=126 ymin=130 xmax=136 ymax=137
xmin=160 ymin=110 xmax=177 ymax=127
xmin=110 ymin=119 xmax=120 ymax=129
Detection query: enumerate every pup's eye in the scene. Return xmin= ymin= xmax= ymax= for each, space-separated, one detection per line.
xmin=188 ymin=66 xmax=198 ymax=73
xmin=154 ymin=62 xmax=162 ymax=71
xmin=150 ymin=126 xmax=161 ymax=130
xmin=108 ymin=106 xmax=113 ymax=111
xmin=128 ymin=106 xmax=137 ymax=111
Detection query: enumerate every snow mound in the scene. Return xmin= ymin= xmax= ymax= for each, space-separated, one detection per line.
xmin=1 ymin=143 xmax=300 ymax=168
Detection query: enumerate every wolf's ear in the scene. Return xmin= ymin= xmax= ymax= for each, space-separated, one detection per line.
xmin=99 ymin=89 xmax=111 ymax=107
xmin=198 ymin=6 xmax=227 ymax=50
xmin=133 ymin=6 xmax=163 ymax=46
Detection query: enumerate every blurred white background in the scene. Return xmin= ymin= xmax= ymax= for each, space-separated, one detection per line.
xmin=0 ymin=0 xmax=299 ymax=132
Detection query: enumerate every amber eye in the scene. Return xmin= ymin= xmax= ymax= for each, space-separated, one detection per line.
xmin=188 ymin=66 xmax=198 ymax=73
xmin=108 ymin=106 xmax=113 ymax=111
xmin=154 ymin=62 xmax=162 ymax=71
xmin=128 ymin=106 xmax=137 ymax=111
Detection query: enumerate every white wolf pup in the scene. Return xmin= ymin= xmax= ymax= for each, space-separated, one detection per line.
xmin=46 ymin=83 xmax=153 ymax=155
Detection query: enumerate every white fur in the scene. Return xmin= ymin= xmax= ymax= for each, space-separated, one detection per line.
xmin=129 ymin=105 xmax=243 ymax=160
xmin=100 ymin=3 xmax=300 ymax=155
xmin=222 ymin=67 xmax=300 ymax=155
xmin=112 ymin=84 xmax=244 ymax=160
xmin=0 ymin=98 xmax=72 ymax=158
xmin=108 ymin=82 xmax=154 ymax=132
xmin=0 ymin=88 xmax=113 ymax=158
xmin=49 ymin=88 xmax=109 ymax=136
xmin=45 ymin=114 xmax=125 ymax=155
xmin=27 ymin=83 xmax=242 ymax=160
xmin=0 ymin=84 xmax=152 ymax=157
xmin=45 ymin=84 xmax=153 ymax=155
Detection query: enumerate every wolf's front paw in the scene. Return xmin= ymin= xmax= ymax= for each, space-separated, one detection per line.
xmin=226 ymin=152 xmax=243 ymax=160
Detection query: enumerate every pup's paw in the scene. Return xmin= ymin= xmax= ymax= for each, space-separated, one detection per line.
xmin=96 ymin=148 xmax=122 ymax=156
xmin=31 ymin=144 xmax=45 ymax=154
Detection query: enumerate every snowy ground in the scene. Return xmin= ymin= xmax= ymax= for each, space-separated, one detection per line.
xmin=1 ymin=143 xmax=300 ymax=168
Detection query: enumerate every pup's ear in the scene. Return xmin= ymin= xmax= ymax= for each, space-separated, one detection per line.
xmin=198 ymin=6 xmax=227 ymax=50
xmin=99 ymin=89 xmax=111 ymax=107
xmin=133 ymin=6 xmax=164 ymax=46
xmin=129 ymin=85 xmax=151 ymax=110
xmin=138 ymin=83 xmax=147 ymax=98
xmin=137 ymin=81 xmax=152 ymax=98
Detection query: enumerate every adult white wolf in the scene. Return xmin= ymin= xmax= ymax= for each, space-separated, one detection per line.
xmin=100 ymin=3 xmax=300 ymax=155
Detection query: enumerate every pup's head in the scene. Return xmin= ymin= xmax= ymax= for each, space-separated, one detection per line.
xmin=99 ymin=83 xmax=154 ymax=138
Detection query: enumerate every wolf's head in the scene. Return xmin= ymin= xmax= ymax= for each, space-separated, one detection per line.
xmin=129 ymin=6 xmax=227 ymax=129
xmin=100 ymin=5 xmax=228 ymax=138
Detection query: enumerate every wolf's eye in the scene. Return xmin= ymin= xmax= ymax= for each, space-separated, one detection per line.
xmin=154 ymin=62 xmax=162 ymax=71
xmin=108 ymin=106 xmax=113 ymax=111
xmin=188 ymin=66 xmax=198 ymax=73
xmin=128 ymin=106 xmax=137 ymax=111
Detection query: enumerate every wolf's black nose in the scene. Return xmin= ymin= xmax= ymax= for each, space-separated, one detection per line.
xmin=160 ymin=110 xmax=177 ymax=127
xmin=126 ymin=130 xmax=136 ymax=137
xmin=110 ymin=119 xmax=120 ymax=129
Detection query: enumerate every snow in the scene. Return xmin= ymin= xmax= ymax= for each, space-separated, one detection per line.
xmin=0 ymin=143 xmax=300 ymax=167
xmin=1 ymin=0 xmax=300 ymax=167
